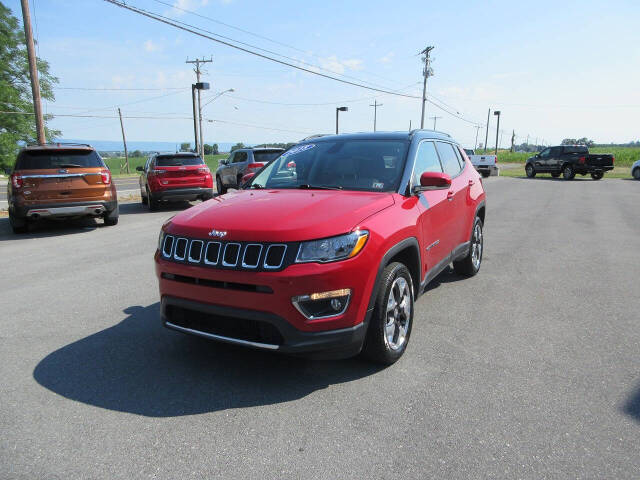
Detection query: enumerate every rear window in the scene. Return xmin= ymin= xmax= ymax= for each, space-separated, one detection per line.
xmin=563 ymin=146 xmax=588 ymax=154
xmin=15 ymin=149 xmax=104 ymax=170
xmin=155 ymin=155 xmax=204 ymax=166
xmin=253 ymin=150 xmax=283 ymax=163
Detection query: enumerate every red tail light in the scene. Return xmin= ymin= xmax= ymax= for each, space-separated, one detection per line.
xmin=11 ymin=174 xmax=23 ymax=188
xmin=100 ymin=170 xmax=111 ymax=185
xmin=612 ymin=156 xmax=615 ymax=164
xmin=578 ymin=156 xmax=586 ymax=164
xmin=247 ymin=162 xmax=265 ymax=170
xmin=197 ymin=166 xmax=210 ymax=174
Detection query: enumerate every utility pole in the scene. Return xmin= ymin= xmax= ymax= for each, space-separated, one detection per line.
xmin=191 ymin=85 xmax=199 ymax=154
xmin=484 ymin=108 xmax=491 ymax=153
xmin=510 ymin=129 xmax=515 ymax=152
xmin=20 ymin=0 xmax=45 ymax=145
xmin=186 ymin=57 xmax=212 ymax=158
xmin=118 ymin=108 xmax=129 ymax=174
xmin=369 ymin=100 xmax=382 ymax=131
xmin=474 ymin=125 xmax=481 ymax=150
xmin=429 ymin=115 xmax=442 ymax=130
xmin=493 ymin=110 xmax=501 ymax=155
xmin=409 ymin=120 xmax=412 ymax=131
xmin=419 ymin=46 xmax=434 ymax=129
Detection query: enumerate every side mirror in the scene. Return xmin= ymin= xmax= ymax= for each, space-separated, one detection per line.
xmin=136 ymin=166 xmax=143 ymax=172
xmin=221 ymin=159 xmax=228 ymax=165
xmin=414 ymin=172 xmax=451 ymax=193
xmin=240 ymin=172 xmax=255 ymax=187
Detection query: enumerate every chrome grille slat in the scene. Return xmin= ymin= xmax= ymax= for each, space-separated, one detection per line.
xmin=173 ymin=238 xmax=188 ymax=261
xmin=264 ymin=244 xmax=287 ymax=269
xmin=222 ymin=243 xmax=241 ymax=267
xmin=241 ymin=244 xmax=263 ymax=269
xmin=188 ymin=240 xmax=204 ymax=263
xmin=162 ymin=235 xmax=174 ymax=258
xmin=204 ymin=241 xmax=221 ymax=265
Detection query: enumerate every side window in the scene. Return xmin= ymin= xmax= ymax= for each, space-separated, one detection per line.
xmin=233 ymin=151 xmax=248 ymax=163
xmin=435 ymin=142 xmax=462 ymax=176
xmin=549 ymin=147 xmax=561 ymax=157
xmin=453 ymin=145 xmax=465 ymax=169
xmin=539 ymin=148 xmax=551 ymax=158
xmin=412 ymin=141 xmax=442 ymax=185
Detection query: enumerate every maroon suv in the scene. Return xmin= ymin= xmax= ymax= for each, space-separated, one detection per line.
xmin=155 ymin=131 xmax=486 ymax=364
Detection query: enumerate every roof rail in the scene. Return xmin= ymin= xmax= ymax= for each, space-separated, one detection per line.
xmin=26 ymin=142 xmax=93 ymax=148
xmin=409 ymin=129 xmax=451 ymax=138
xmin=299 ymin=134 xmax=330 ymax=142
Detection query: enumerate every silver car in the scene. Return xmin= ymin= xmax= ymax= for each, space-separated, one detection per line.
xmin=632 ymin=159 xmax=640 ymax=180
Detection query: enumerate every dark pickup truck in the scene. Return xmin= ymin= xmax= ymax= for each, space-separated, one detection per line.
xmin=525 ymin=145 xmax=614 ymax=180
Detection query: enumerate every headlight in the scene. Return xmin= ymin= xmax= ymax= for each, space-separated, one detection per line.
xmin=296 ymin=230 xmax=368 ymax=263
xmin=157 ymin=229 xmax=166 ymax=251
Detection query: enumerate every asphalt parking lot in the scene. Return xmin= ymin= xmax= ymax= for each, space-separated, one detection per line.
xmin=1 ymin=176 xmax=639 ymax=479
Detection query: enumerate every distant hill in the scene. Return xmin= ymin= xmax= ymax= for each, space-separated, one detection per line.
xmin=57 ymin=139 xmax=235 ymax=153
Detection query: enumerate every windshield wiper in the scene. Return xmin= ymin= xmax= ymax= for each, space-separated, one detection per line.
xmin=297 ymin=184 xmax=343 ymax=190
xmin=57 ymin=163 xmax=83 ymax=168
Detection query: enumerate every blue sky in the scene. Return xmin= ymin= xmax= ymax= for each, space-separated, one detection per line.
xmin=5 ymin=0 xmax=640 ymax=148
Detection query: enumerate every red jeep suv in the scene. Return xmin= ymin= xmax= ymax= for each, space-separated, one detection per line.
xmin=154 ymin=131 xmax=486 ymax=364
xmin=137 ymin=152 xmax=213 ymax=210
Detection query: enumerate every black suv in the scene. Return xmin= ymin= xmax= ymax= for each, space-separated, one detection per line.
xmin=215 ymin=147 xmax=283 ymax=193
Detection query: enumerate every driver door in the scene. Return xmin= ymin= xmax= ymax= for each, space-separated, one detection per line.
xmin=536 ymin=148 xmax=551 ymax=171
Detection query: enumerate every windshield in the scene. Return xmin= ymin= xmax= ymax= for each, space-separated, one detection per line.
xmin=156 ymin=155 xmax=204 ymax=166
xmin=249 ymin=140 xmax=409 ymax=192
xmin=15 ymin=149 xmax=104 ymax=169
xmin=253 ymin=150 xmax=283 ymax=163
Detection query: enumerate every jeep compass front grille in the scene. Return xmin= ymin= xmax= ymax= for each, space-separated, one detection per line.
xmin=160 ymin=235 xmax=296 ymax=272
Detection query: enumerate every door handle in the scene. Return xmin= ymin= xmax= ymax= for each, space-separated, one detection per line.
xmin=468 ymin=179 xmax=474 ymax=186
xmin=447 ymin=190 xmax=454 ymax=201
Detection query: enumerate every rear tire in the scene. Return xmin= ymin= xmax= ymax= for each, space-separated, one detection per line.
xmin=9 ymin=212 xmax=28 ymax=234
xmin=591 ymin=172 xmax=603 ymax=180
xmin=481 ymin=171 xmax=490 ymax=178
xmin=562 ymin=164 xmax=575 ymax=180
xmin=633 ymin=168 xmax=640 ymax=180
xmin=147 ymin=188 xmax=159 ymax=211
xmin=141 ymin=188 xmax=148 ymax=205
xmin=453 ymin=216 xmax=483 ymax=277
xmin=216 ymin=176 xmax=226 ymax=195
xmin=103 ymin=205 xmax=119 ymax=226
xmin=525 ymin=163 xmax=536 ymax=178
xmin=362 ymin=262 xmax=414 ymax=365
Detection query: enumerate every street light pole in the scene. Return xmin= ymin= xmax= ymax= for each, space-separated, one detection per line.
xmin=336 ymin=106 xmax=348 ymax=134
xmin=494 ymin=110 xmax=501 ymax=155
xmin=484 ymin=108 xmax=491 ymax=153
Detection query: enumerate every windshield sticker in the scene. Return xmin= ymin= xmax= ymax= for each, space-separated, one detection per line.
xmin=372 ymin=182 xmax=384 ymax=189
xmin=282 ymin=143 xmax=315 ymax=158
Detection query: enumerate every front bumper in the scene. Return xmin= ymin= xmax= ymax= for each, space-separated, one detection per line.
xmin=11 ymin=199 xmax=118 ymax=219
xmin=162 ymin=296 xmax=366 ymax=358
xmin=151 ymin=187 xmax=213 ymax=202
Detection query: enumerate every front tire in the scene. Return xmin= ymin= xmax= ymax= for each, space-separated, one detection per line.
xmin=632 ymin=168 xmax=640 ymax=180
xmin=362 ymin=262 xmax=414 ymax=365
xmin=453 ymin=216 xmax=483 ymax=276
xmin=525 ymin=163 xmax=536 ymax=178
xmin=562 ymin=164 xmax=575 ymax=180
xmin=216 ymin=176 xmax=226 ymax=195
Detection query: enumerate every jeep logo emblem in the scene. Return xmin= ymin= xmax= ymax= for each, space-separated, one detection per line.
xmin=208 ymin=229 xmax=227 ymax=238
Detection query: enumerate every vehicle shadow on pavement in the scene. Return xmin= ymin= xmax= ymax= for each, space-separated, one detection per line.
xmin=118 ymin=202 xmax=194 ymax=215
xmin=0 ymin=216 xmax=105 ymax=241
xmin=511 ymin=176 xmax=593 ymax=181
xmin=33 ymin=303 xmax=383 ymax=417
xmin=623 ymin=383 xmax=640 ymax=423
xmin=423 ymin=266 xmax=466 ymax=293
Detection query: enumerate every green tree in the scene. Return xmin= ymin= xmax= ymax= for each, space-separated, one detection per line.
xmin=0 ymin=3 xmax=59 ymax=170
xmin=230 ymin=142 xmax=245 ymax=152
xmin=179 ymin=142 xmax=191 ymax=152
xmin=211 ymin=143 xmax=219 ymax=154
xmin=203 ymin=143 xmax=213 ymax=155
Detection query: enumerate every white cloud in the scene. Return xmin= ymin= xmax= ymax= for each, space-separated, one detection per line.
xmin=319 ymin=56 xmax=364 ymax=75
xmin=379 ymin=52 xmax=394 ymax=64
xmin=144 ymin=40 xmax=161 ymax=52
xmin=169 ymin=0 xmax=212 ymax=15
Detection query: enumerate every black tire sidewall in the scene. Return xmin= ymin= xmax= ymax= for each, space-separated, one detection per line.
xmin=563 ymin=165 xmax=574 ymax=179
xmin=633 ymin=168 xmax=640 ymax=180
xmin=364 ymin=262 xmax=414 ymax=364
xmin=526 ymin=164 xmax=535 ymax=178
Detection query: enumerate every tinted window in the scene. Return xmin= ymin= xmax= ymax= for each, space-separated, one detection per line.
xmin=563 ymin=146 xmax=588 ymax=154
xmin=435 ymin=142 xmax=462 ymax=176
xmin=233 ymin=151 xmax=248 ymax=163
xmin=464 ymin=149 xmax=474 ymax=156
xmin=250 ymin=140 xmax=409 ymax=192
xmin=15 ymin=149 xmax=104 ymax=170
xmin=413 ymin=141 xmax=442 ymax=185
xmin=539 ymin=148 xmax=551 ymax=158
xmin=253 ymin=150 xmax=282 ymax=163
xmin=155 ymin=155 xmax=203 ymax=166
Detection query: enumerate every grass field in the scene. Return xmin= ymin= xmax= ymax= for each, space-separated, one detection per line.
xmin=487 ymin=146 xmax=640 ymax=167
xmin=499 ymin=164 xmax=633 ymax=179
xmin=104 ymin=154 xmax=228 ymax=177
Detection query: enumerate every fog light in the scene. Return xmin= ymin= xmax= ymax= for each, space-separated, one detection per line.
xmin=292 ymin=288 xmax=351 ymax=320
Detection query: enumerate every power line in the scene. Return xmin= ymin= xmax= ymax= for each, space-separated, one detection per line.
xmin=103 ymin=0 xmax=420 ymax=99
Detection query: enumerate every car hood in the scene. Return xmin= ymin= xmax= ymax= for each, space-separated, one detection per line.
xmin=167 ymin=189 xmax=395 ymax=242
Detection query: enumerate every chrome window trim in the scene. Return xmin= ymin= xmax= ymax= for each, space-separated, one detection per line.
xmin=204 ymin=241 xmax=221 ymax=265
xmin=241 ymin=244 xmax=263 ymax=269
xmin=162 ymin=235 xmax=175 ymax=258
xmin=173 ymin=238 xmax=188 ymax=261
xmin=222 ymin=242 xmax=241 ymax=267
xmin=188 ymin=240 xmax=204 ymax=263
xmin=263 ymin=244 xmax=287 ymax=269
